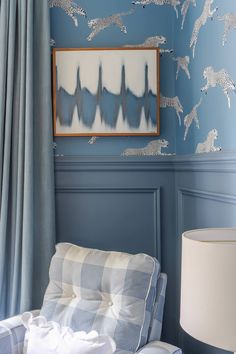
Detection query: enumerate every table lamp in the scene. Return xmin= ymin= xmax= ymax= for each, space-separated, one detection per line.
xmin=180 ymin=228 xmax=236 ymax=353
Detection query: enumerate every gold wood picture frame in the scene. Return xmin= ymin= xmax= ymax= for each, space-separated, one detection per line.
xmin=53 ymin=47 xmax=160 ymax=136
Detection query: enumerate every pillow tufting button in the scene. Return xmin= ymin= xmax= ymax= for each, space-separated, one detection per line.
xmin=108 ymin=301 xmax=113 ymax=306
xmin=71 ymin=294 xmax=76 ymax=299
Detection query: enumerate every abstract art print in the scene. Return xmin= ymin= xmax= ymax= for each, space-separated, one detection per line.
xmin=53 ymin=48 xmax=160 ymax=136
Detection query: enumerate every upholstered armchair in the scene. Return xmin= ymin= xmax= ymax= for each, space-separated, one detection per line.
xmin=0 ymin=243 xmax=182 ymax=354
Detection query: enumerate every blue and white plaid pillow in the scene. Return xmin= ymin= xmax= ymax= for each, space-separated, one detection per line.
xmin=147 ymin=273 xmax=167 ymax=342
xmin=41 ymin=243 xmax=159 ymax=354
xmin=139 ymin=258 xmax=160 ymax=348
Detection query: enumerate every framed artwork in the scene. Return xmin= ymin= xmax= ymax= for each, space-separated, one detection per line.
xmin=53 ymin=47 xmax=160 ymax=136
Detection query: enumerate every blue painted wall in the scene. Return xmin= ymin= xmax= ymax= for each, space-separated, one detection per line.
xmin=54 ymin=153 xmax=236 ymax=354
xmin=55 ymin=155 xmax=178 ymax=345
xmin=174 ymin=152 xmax=236 ymax=354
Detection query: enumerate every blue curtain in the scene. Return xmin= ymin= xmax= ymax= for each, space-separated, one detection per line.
xmin=0 ymin=0 xmax=55 ymax=318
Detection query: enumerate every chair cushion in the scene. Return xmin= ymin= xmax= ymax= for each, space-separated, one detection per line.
xmin=139 ymin=258 xmax=160 ymax=348
xmin=147 ymin=273 xmax=167 ymax=342
xmin=40 ymin=243 xmax=160 ymax=354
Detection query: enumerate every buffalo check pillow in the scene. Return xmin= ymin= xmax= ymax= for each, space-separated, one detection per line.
xmin=40 ymin=243 xmax=160 ymax=354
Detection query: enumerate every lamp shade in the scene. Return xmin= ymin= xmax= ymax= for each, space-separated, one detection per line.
xmin=180 ymin=228 xmax=236 ymax=352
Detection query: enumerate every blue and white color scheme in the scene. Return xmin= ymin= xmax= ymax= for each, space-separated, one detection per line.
xmin=49 ymin=0 xmax=175 ymax=154
xmin=175 ymin=0 xmax=236 ymax=154
xmin=49 ymin=0 xmax=86 ymax=27
xmin=0 ymin=311 xmax=40 ymax=354
xmin=40 ymin=243 xmax=160 ymax=354
xmin=148 ymin=273 xmax=167 ymax=342
xmin=0 ymin=242 xmax=182 ymax=354
xmin=50 ymin=0 xmax=236 ymax=155
xmin=0 ymin=310 xmax=182 ymax=354
xmin=87 ymin=10 xmax=134 ymax=41
xmin=131 ymin=0 xmax=180 ymax=19
xmin=54 ymin=48 xmax=159 ymax=135
xmin=22 ymin=312 xmax=116 ymax=354
xmin=122 ymin=139 xmax=174 ymax=155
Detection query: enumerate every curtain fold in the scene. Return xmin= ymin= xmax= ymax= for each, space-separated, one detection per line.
xmin=0 ymin=0 xmax=55 ymax=319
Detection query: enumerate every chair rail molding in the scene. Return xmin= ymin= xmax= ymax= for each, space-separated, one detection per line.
xmin=54 ymin=151 xmax=236 ymax=172
xmin=173 ymin=151 xmax=236 ymax=172
xmin=54 ymin=155 xmax=174 ymax=172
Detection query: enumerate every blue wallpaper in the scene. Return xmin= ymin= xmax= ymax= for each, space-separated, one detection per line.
xmin=175 ymin=0 xmax=236 ymax=154
xmin=50 ymin=0 xmax=236 ymax=156
xmin=50 ymin=0 xmax=176 ymax=156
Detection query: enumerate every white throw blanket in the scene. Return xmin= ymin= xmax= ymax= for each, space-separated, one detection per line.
xmin=22 ymin=312 xmax=116 ymax=354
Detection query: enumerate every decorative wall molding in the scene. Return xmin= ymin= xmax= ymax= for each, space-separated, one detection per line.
xmin=54 ymin=151 xmax=236 ymax=173
xmin=56 ymin=186 xmax=161 ymax=261
xmin=54 ymin=151 xmax=236 ymax=352
xmin=178 ymin=187 xmax=236 ymax=204
xmin=54 ymin=155 xmax=174 ymax=172
xmin=173 ymin=151 xmax=236 ymax=172
xmin=177 ymin=187 xmax=236 ymax=236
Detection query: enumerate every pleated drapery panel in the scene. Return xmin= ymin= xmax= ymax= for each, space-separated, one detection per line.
xmin=0 ymin=0 xmax=55 ymax=319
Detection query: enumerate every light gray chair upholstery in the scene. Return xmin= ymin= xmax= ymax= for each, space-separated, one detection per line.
xmin=0 ymin=243 xmax=182 ymax=354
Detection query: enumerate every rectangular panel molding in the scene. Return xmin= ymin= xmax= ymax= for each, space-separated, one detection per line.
xmin=177 ymin=187 xmax=236 ymax=235
xmin=56 ymin=186 xmax=161 ymax=261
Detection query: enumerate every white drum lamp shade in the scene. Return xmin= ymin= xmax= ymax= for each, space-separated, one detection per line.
xmin=180 ymin=228 xmax=236 ymax=353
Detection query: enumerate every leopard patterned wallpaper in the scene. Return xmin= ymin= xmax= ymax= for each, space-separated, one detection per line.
xmin=175 ymin=0 xmax=236 ymax=154
xmin=50 ymin=0 xmax=236 ymax=155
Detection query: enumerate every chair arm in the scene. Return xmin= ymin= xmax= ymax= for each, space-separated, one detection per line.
xmin=136 ymin=340 xmax=182 ymax=354
xmin=0 ymin=310 xmax=40 ymax=354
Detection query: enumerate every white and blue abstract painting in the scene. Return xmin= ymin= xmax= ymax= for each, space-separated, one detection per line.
xmin=53 ymin=48 xmax=160 ymax=136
